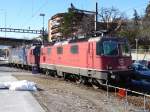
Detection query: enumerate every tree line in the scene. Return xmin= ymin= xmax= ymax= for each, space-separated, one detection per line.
xmin=38 ymin=2 xmax=150 ymax=49
xmin=117 ymin=3 xmax=150 ymax=49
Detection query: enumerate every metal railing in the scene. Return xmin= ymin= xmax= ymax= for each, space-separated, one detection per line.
xmin=101 ymin=82 xmax=150 ymax=112
xmin=0 ymin=28 xmax=42 ymax=34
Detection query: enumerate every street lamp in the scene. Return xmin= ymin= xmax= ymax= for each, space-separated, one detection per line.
xmin=135 ymin=38 xmax=139 ymax=60
xmin=39 ymin=13 xmax=45 ymax=42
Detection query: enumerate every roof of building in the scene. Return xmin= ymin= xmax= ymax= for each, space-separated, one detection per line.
xmin=51 ymin=13 xmax=66 ymax=20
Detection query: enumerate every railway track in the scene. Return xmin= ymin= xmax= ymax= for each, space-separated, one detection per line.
xmin=5 ymin=65 xmax=150 ymax=111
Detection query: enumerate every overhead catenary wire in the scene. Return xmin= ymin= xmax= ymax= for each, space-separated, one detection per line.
xmin=22 ymin=0 xmax=148 ymax=30
xmin=22 ymin=0 xmax=49 ymax=29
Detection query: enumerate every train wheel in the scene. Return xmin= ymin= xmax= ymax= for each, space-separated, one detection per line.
xmin=28 ymin=66 xmax=30 ymax=71
xmin=45 ymin=70 xmax=50 ymax=75
xmin=54 ymin=71 xmax=61 ymax=78
xmin=76 ymin=76 xmax=87 ymax=85
xmin=49 ymin=70 xmax=55 ymax=77
xmin=63 ymin=73 xmax=70 ymax=81
xmin=76 ymin=76 xmax=82 ymax=84
xmin=91 ymin=78 xmax=102 ymax=89
xmin=43 ymin=69 xmax=46 ymax=75
xmin=91 ymin=78 xmax=112 ymax=91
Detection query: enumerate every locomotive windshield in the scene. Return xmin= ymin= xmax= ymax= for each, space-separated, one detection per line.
xmin=96 ymin=39 xmax=131 ymax=56
xmin=120 ymin=42 xmax=130 ymax=56
xmin=103 ymin=41 xmax=118 ymax=56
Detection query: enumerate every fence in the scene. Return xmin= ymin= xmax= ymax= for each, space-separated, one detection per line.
xmin=101 ymin=82 xmax=150 ymax=112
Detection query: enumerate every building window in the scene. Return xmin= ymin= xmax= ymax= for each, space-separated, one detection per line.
xmin=70 ymin=45 xmax=78 ymax=54
xmin=47 ymin=48 xmax=51 ymax=55
xmin=57 ymin=47 xmax=63 ymax=54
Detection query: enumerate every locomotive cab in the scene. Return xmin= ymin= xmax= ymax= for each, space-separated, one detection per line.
xmin=96 ymin=37 xmax=133 ymax=84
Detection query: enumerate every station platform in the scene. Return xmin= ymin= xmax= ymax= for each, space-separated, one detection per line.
xmin=0 ymin=72 xmax=45 ymax=112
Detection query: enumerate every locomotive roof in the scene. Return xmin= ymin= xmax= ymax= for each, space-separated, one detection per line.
xmin=43 ymin=36 xmax=128 ymax=47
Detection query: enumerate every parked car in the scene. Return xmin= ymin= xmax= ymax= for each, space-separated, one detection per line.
xmin=147 ymin=61 xmax=150 ymax=69
xmin=133 ymin=60 xmax=150 ymax=69
xmin=132 ymin=63 xmax=150 ymax=81
xmin=134 ymin=60 xmax=148 ymax=66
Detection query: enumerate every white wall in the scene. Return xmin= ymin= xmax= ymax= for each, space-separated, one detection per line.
xmin=131 ymin=52 xmax=150 ymax=61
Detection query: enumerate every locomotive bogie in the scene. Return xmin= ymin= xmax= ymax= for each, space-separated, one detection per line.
xmin=40 ymin=63 xmax=108 ymax=80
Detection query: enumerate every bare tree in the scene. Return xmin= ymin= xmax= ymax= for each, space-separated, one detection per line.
xmin=98 ymin=7 xmax=125 ymax=32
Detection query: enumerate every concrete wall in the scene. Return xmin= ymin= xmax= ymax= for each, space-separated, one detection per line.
xmin=131 ymin=52 xmax=150 ymax=61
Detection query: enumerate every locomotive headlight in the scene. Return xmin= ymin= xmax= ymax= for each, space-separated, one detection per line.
xmin=111 ymin=75 xmax=116 ymax=79
xmin=107 ymin=66 xmax=112 ymax=70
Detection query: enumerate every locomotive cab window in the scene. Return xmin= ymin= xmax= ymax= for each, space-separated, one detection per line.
xmin=96 ymin=42 xmax=103 ymax=55
xmin=57 ymin=47 xmax=63 ymax=54
xmin=103 ymin=41 xmax=118 ymax=56
xmin=96 ymin=41 xmax=118 ymax=56
xmin=70 ymin=45 xmax=78 ymax=54
xmin=47 ymin=48 xmax=51 ymax=55
xmin=120 ymin=42 xmax=130 ymax=57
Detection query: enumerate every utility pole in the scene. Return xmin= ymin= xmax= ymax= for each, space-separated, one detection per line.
xmin=40 ymin=13 xmax=45 ymax=43
xmin=95 ymin=2 xmax=98 ymax=31
xmin=135 ymin=38 xmax=138 ymax=60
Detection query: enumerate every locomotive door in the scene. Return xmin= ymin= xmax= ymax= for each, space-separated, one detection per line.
xmin=87 ymin=42 xmax=94 ymax=68
xmin=33 ymin=46 xmax=41 ymax=67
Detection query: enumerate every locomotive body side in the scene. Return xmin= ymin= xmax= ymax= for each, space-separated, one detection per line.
xmin=39 ymin=37 xmax=133 ymax=84
xmin=27 ymin=45 xmax=41 ymax=67
xmin=27 ymin=47 xmax=35 ymax=66
xmin=9 ymin=46 xmax=27 ymax=68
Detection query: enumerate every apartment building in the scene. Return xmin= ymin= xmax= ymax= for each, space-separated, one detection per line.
xmin=48 ymin=13 xmax=65 ymax=41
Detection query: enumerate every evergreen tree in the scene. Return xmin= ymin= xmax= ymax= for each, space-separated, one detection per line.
xmin=133 ymin=9 xmax=140 ymax=26
xmin=145 ymin=2 xmax=150 ymax=19
xmin=60 ymin=10 xmax=76 ymax=37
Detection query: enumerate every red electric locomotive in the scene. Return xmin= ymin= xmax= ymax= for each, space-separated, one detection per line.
xmin=27 ymin=36 xmax=133 ymax=86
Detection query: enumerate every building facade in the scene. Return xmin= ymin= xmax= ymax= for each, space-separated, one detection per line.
xmin=48 ymin=13 xmax=65 ymax=41
xmin=48 ymin=11 xmax=95 ymax=42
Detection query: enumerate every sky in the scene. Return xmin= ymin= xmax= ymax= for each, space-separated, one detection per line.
xmin=0 ymin=0 xmax=149 ymax=40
